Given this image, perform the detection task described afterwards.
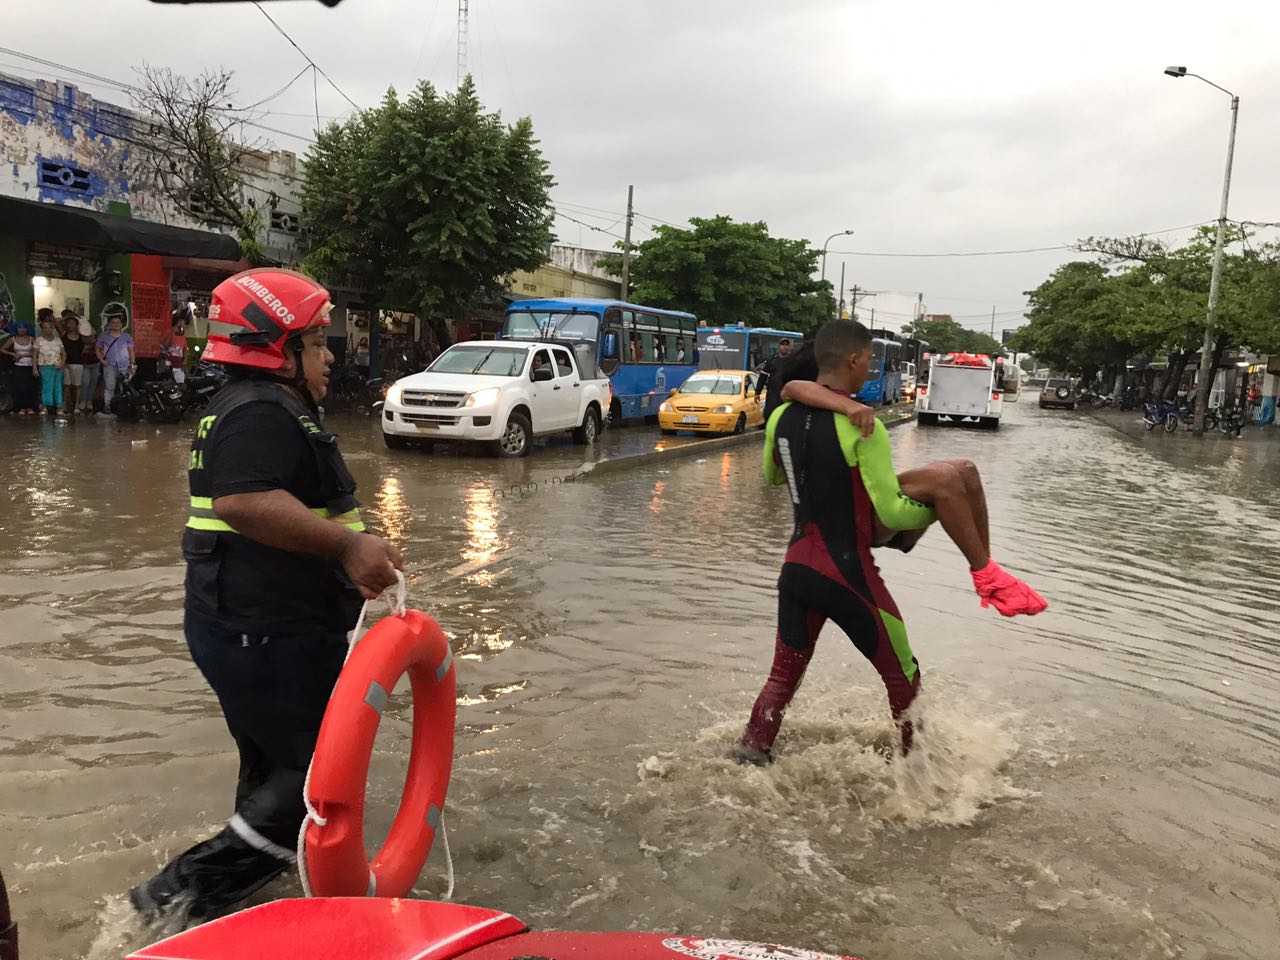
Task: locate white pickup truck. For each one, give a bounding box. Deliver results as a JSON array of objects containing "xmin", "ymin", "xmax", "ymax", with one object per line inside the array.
[
  {"xmin": 915, "ymin": 352, "xmax": 1003, "ymax": 429},
  {"xmin": 381, "ymin": 339, "xmax": 611, "ymax": 457}
]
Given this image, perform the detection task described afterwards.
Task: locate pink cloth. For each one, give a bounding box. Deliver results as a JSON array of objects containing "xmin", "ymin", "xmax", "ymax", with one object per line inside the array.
[{"xmin": 971, "ymin": 559, "xmax": 1048, "ymax": 617}]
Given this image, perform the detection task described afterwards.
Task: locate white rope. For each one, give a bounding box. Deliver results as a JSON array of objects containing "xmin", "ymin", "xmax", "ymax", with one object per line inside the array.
[
  {"xmin": 296, "ymin": 570, "xmax": 455, "ymax": 900},
  {"xmin": 440, "ymin": 815, "xmax": 454, "ymax": 901}
]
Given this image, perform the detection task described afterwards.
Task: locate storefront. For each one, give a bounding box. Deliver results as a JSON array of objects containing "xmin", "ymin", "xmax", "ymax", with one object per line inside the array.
[{"xmin": 0, "ymin": 196, "xmax": 240, "ymax": 357}]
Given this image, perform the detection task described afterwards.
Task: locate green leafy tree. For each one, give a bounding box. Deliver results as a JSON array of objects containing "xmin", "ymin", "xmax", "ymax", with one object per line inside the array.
[
  {"xmin": 299, "ymin": 78, "xmax": 555, "ymax": 348},
  {"xmin": 1012, "ymin": 227, "xmax": 1280, "ymax": 396},
  {"xmin": 900, "ymin": 313, "xmax": 1004, "ymax": 356},
  {"xmin": 604, "ymin": 216, "xmax": 835, "ymax": 335}
]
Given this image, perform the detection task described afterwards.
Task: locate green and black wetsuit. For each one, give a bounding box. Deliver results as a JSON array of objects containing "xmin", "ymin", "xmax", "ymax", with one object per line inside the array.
[{"xmin": 742, "ymin": 400, "xmax": 935, "ymax": 755}]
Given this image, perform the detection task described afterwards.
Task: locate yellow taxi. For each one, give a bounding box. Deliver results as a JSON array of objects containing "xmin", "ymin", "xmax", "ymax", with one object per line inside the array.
[{"xmin": 658, "ymin": 369, "xmax": 765, "ymax": 435}]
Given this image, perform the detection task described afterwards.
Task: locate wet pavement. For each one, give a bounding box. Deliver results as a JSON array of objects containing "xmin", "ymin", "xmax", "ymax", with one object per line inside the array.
[{"xmin": 1, "ymin": 400, "xmax": 1278, "ymax": 959}]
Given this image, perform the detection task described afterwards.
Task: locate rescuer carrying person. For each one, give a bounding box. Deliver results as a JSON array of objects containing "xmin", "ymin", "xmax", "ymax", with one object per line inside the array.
[{"xmin": 130, "ymin": 268, "xmax": 402, "ymax": 924}]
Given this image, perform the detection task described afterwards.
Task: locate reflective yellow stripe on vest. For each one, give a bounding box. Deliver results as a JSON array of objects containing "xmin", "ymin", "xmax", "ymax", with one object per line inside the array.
[{"xmin": 186, "ymin": 497, "xmax": 365, "ymax": 534}]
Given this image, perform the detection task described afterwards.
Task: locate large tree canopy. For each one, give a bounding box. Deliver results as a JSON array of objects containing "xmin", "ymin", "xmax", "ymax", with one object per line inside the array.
[
  {"xmin": 299, "ymin": 78, "xmax": 555, "ymax": 345},
  {"xmin": 899, "ymin": 313, "xmax": 1004, "ymax": 356},
  {"xmin": 1013, "ymin": 227, "xmax": 1280, "ymax": 378},
  {"xmin": 612, "ymin": 216, "xmax": 835, "ymax": 335}
]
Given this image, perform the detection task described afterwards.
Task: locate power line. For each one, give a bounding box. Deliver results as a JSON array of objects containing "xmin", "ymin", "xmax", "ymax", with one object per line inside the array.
[
  {"xmin": 251, "ymin": 1, "xmax": 360, "ymax": 111},
  {"xmin": 827, "ymin": 221, "xmax": 1215, "ymax": 259},
  {"xmin": 241, "ymin": 64, "xmax": 313, "ymax": 110},
  {"xmin": 555, "ymin": 211, "xmax": 626, "ymax": 240}
]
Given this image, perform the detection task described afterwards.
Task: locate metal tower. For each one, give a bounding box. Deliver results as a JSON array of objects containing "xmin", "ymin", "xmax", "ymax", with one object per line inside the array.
[{"xmin": 456, "ymin": 0, "xmax": 469, "ymax": 87}]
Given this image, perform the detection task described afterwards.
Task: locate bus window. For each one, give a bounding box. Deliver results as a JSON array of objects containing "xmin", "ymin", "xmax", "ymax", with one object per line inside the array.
[
  {"xmin": 674, "ymin": 334, "xmax": 689, "ymax": 363},
  {"xmin": 640, "ymin": 331, "xmax": 657, "ymax": 362},
  {"xmin": 871, "ymin": 340, "xmax": 886, "ymax": 373}
]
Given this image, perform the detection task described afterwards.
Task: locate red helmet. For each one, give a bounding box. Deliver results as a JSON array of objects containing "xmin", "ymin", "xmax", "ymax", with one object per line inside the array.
[{"xmin": 203, "ymin": 268, "xmax": 332, "ymax": 370}]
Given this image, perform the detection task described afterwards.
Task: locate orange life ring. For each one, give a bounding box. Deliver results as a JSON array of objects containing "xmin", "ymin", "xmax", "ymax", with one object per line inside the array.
[{"xmin": 304, "ymin": 609, "xmax": 456, "ymax": 898}]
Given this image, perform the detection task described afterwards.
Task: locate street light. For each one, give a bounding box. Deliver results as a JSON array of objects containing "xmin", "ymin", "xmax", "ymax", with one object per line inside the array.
[
  {"xmin": 820, "ymin": 229, "xmax": 854, "ymax": 315},
  {"xmin": 1164, "ymin": 65, "xmax": 1239, "ymax": 435}
]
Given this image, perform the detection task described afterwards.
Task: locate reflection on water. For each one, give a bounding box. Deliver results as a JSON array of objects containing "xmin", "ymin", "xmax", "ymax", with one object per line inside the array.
[
  {"xmin": 371, "ymin": 474, "xmax": 410, "ymax": 543},
  {"xmin": 1, "ymin": 407, "xmax": 1279, "ymax": 960},
  {"xmin": 461, "ymin": 481, "xmax": 501, "ymax": 585}
]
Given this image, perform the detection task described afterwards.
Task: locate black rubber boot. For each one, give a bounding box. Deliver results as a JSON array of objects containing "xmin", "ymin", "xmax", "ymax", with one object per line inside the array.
[{"xmin": 130, "ymin": 825, "xmax": 289, "ymax": 926}]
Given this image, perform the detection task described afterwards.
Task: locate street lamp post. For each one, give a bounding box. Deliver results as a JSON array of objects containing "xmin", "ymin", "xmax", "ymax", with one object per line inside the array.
[
  {"xmin": 1164, "ymin": 65, "xmax": 1239, "ymax": 435},
  {"xmin": 820, "ymin": 229, "xmax": 853, "ymax": 317}
]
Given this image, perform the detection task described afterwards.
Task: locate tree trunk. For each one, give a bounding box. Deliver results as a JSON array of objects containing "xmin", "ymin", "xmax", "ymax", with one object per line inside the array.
[
  {"xmin": 1155, "ymin": 351, "xmax": 1186, "ymax": 401},
  {"xmin": 427, "ymin": 316, "xmax": 454, "ymax": 351},
  {"xmin": 368, "ymin": 303, "xmax": 381, "ymax": 380}
]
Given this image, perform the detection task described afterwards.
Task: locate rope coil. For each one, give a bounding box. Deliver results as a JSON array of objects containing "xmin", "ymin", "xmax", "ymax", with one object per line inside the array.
[{"xmin": 296, "ymin": 570, "xmax": 454, "ymax": 900}]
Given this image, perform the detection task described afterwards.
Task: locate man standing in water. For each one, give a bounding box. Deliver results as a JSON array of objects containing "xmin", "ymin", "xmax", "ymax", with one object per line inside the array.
[
  {"xmin": 131, "ymin": 269, "xmax": 402, "ymax": 924},
  {"xmin": 754, "ymin": 337, "xmax": 792, "ymax": 400},
  {"xmin": 738, "ymin": 320, "xmax": 1043, "ymax": 765}
]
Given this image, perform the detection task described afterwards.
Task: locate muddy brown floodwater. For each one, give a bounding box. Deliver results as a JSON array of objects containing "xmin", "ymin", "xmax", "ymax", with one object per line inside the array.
[{"xmin": 1, "ymin": 402, "xmax": 1277, "ymax": 960}]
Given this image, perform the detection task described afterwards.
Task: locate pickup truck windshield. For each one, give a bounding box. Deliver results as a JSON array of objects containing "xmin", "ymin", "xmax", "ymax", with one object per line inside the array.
[
  {"xmin": 681, "ymin": 374, "xmax": 743, "ymax": 395},
  {"xmin": 429, "ymin": 345, "xmax": 528, "ymax": 376}
]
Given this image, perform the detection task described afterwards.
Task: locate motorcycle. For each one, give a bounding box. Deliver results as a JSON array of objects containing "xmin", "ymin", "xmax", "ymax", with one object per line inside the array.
[
  {"xmin": 181, "ymin": 360, "xmax": 227, "ymax": 411},
  {"xmin": 112, "ymin": 372, "xmax": 187, "ymax": 424},
  {"xmin": 1142, "ymin": 398, "xmax": 1179, "ymax": 433}
]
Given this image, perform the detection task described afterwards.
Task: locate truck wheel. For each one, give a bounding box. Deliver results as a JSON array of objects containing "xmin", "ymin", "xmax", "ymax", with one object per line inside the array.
[
  {"xmin": 917, "ymin": 413, "xmax": 937, "ymax": 426},
  {"xmin": 572, "ymin": 406, "xmax": 600, "ymax": 445},
  {"xmin": 495, "ymin": 411, "xmax": 532, "ymax": 457},
  {"xmin": 383, "ymin": 432, "xmax": 408, "ymax": 450}
]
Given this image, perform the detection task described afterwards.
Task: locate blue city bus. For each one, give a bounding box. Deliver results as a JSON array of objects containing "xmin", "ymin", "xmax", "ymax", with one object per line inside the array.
[
  {"xmin": 502, "ymin": 298, "xmax": 699, "ymax": 419},
  {"xmin": 695, "ymin": 325, "xmax": 803, "ymax": 372},
  {"xmin": 856, "ymin": 337, "xmax": 904, "ymax": 405}
]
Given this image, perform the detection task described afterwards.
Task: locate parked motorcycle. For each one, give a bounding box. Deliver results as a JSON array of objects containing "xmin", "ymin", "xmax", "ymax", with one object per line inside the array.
[
  {"xmin": 1143, "ymin": 398, "xmax": 1179, "ymax": 433},
  {"xmin": 112, "ymin": 373, "xmax": 186, "ymax": 424}
]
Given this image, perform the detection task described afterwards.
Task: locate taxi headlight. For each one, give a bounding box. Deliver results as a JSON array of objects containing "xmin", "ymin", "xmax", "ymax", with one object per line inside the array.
[
  {"xmin": 659, "ymin": 401, "xmax": 674, "ymax": 413},
  {"xmin": 711, "ymin": 404, "xmax": 734, "ymax": 414},
  {"xmin": 465, "ymin": 387, "xmax": 501, "ymax": 408}
]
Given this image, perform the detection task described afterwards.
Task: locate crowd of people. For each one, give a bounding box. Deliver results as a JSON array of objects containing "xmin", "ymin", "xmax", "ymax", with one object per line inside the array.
[{"xmin": 0, "ymin": 306, "xmax": 194, "ymax": 421}]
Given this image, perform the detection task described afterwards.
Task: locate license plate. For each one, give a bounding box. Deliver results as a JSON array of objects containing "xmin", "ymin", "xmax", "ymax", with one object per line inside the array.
[{"xmin": 682, "ymin": 414, "xmax": 700, "ymax": 424}]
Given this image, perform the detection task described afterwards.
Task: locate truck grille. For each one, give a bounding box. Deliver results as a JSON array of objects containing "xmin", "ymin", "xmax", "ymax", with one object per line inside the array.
[
  {"xmin": 403, "ymin": 390, "xmax": 466, "ymax": 409},
  {"xmin": 401, "ymin": 413, "xmax": 460, "ymax": 427}
]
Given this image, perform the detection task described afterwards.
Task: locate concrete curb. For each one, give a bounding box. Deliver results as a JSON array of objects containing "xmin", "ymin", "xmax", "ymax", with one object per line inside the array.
[{"xmin": 577, "ymin": 410, "xmax": 917, "ymax": 481}]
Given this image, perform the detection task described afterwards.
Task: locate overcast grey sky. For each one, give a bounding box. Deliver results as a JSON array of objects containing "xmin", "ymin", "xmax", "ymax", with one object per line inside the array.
[{"xmin": 6, "ymin": 0, "xmax": 1280, "ymax": 328}]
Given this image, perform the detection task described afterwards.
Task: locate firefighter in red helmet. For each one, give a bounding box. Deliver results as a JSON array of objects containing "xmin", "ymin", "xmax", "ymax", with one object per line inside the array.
[{"xmin": 130, "ymin": 269, "xmax": 401, "ymax": 924}]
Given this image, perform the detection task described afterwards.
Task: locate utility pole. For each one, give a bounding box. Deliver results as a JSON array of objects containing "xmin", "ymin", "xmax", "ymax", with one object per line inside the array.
[
  {"xmin": 1163, "ymin": 66, "xmax": 1240, "ymax": 435},
  {"xmin": 850, "ymin": 285, "xmax": 860, "ymax": 319},
  {"xmin": 990, "ymin": 304, "xmax": 996, "ymax": 342},
  {"xmin": 837, "ymin": 261, "xmax": 846, "ymax": 318},
  {"xmin": 1192, "ymin": 96, "xmax": 1239, "ymax": 434},
  {"xmin": 620, "ymin": 184, "xmax": 635, "ymax": 301},
  {"xmin": 456, "ymin": 0, "xmax": 470, "ymax": 87}
]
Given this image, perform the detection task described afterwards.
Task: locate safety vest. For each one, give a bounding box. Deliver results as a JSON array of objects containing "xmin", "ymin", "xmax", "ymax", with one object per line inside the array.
[{"xmin": 185, "ymin": 380, "xmax": 364, "ymax": 537}]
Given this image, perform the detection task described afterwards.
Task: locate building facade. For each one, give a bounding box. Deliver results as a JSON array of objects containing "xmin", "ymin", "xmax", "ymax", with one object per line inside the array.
[{"xmin": 0, "ymin": 71, "xmax": 299, "ymax": 360}]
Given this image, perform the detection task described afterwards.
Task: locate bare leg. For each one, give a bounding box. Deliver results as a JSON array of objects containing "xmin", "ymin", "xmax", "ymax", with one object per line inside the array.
[
  {"xmin": 895, "ymin": 462, "xmax": 989, "ymax": 571},
  {"xmin": 939, "ymin": 458, "xmax": 989, "ymax": 556}
]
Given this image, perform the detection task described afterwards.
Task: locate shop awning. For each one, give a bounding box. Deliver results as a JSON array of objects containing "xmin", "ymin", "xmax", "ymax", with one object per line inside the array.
[{"xmin": 0, "ymin": 196, "xmax": 241, "ymax": 260}]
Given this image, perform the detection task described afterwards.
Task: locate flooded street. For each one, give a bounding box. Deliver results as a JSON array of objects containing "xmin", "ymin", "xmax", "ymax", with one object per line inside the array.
[{"xmin": 2, "ymin": 402, "xmax": 1278, "ymax": 960}]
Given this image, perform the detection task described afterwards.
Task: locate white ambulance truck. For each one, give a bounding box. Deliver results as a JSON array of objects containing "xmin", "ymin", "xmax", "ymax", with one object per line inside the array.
[{"xmin": 915, "ymin": 352, "xmax": 1003, "ymax": 429}]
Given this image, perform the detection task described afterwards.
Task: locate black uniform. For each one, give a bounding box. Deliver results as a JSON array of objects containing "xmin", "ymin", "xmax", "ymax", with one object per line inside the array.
[{"xmin": 132, "ymin": 380, "xmax": 364, "ymax": 922}]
